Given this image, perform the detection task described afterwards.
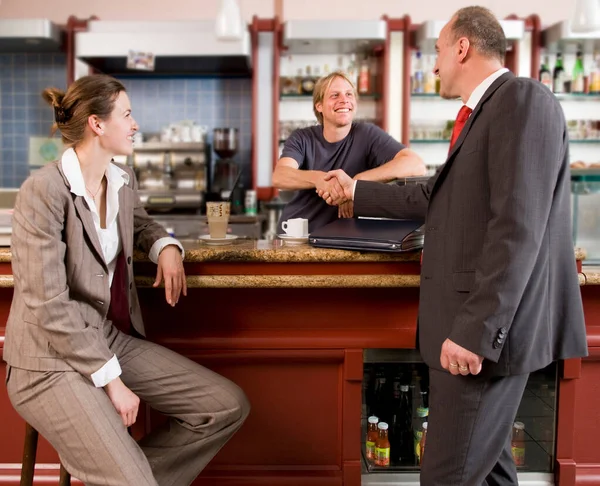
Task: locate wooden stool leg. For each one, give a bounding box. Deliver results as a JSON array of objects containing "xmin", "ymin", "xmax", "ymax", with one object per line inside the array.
[
  {"xmin": 20, "ymin": 423, "xmax": 38, "ymax": 486},
  {"xmin": 58, "ymin": 463, "xmax": 71, "ymax": 486}
]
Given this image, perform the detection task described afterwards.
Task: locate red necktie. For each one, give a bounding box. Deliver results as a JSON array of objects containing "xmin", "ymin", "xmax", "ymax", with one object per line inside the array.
[
  {"xmin": 107, "ymin": 250, "xmax": 131, "ymax": 334},
  {"xmin": 449, "ymin": 105, "xmax": 473, "ymax": 153}
]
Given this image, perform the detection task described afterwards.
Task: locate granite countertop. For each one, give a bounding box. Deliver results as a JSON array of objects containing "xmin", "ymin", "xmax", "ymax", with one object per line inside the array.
[{"xmin": 0, "ymin": 243, "xmax": 595, "ymax": 288}]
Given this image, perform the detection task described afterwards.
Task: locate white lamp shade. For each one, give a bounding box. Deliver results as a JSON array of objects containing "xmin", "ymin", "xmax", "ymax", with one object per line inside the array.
[
  {"xmin": 572, "ymin": 0, "xmax": 600, "ymax": 33},
  {"xmin": 216, "ymin": 0, "xmax": 243, "ymax": 41}
]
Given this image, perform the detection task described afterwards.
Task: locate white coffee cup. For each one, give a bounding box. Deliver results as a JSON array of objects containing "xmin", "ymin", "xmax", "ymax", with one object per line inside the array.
[{"xmin": 282, "ymin": 218, "xmax": 308, "ymax": 237}]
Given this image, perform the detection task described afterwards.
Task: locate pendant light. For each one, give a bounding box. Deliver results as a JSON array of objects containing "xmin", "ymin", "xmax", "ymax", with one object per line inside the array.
[
  {"xmin": 571, "ymin": 0, "xmax": 600, "ymax": 33},
  {"xmin": 215, "ymin": 0, "xmax": 244, "ymax": 41}
]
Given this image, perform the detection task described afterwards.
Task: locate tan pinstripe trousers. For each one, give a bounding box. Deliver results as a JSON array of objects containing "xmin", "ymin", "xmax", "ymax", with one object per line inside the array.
[{"xmin": 6, "ymin": 324, "xmax": 250, "ymax": 486}]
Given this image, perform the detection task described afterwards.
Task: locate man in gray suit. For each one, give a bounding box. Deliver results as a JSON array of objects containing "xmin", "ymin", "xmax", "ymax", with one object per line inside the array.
[{"xmin": 320, "ymin": 7, "xmax": 588, "ymax": 485}]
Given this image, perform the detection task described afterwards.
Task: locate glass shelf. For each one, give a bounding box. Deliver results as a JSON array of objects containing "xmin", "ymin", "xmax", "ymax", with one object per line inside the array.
[
  {"xmin": 409, "ymin": 139, "xmax": 449, "ymax": 144},
  {"xmin": 280, "ymin": 93, "xmax": 381, "ymax": 101},
  {"xmin": 570, "ymin": 139, "xmax": 600, "ymax": 143},
  {"xmin": 411, "ymin": 93, "xmax": 443, "ymax": 99},
  {"xmin": 555, "ymin": 93, "xmax": 600, "ymax": 101}
]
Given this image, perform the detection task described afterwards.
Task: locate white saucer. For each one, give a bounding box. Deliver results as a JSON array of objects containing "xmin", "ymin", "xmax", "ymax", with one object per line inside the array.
[
  {"xmin": 277, "ymin": 234, "xmax": 309, "ymax": 245},
  {"xmin": 199, "ymin": 234, "xmax": 238, "ymax": 246}
]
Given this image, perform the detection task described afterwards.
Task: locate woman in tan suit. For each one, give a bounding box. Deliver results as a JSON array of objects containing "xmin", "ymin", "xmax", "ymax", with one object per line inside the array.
[{"xmin": 3, "ymin": 75, "xmax": 250, "ymax": 486}]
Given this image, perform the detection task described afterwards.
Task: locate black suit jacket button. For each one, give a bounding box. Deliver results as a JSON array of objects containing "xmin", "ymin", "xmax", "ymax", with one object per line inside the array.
[
  {"xmin": 493, "ymin": 340, "xmax": 501, "ymax": 349},
  {"xmin": 127, "ymin": 256, "xmax": 132, "ymax": 265}
]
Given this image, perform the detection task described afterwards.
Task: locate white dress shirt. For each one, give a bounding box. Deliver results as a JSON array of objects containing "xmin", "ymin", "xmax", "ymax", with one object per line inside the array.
[
  {"xmin": 61, "ymin": 148, "xmax": 183, "ymax": 387},
  {"xmin": 351, "ymin": 68, "xmax": 509, "ymax": 199}
]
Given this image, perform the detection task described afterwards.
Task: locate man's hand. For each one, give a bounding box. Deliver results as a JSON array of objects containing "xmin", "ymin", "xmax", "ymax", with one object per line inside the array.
[
  {"xmin": 317, "ymin": 169, "xmax": 355, "ymax": 205},
  {"xmin": 154, "ymin": 245, "xmax": 187, "ymax": 307},
  {"xmin": 338, "ymin": 201, "xmax": 354, "ymax": 219},
  {"xmin": 314, "ymin": 173, "xmax": 346, "ymax": 205},
  {"xmin": 105, "ymin": 377, "xmax": 140, "ymax": 427},
  {"xmin": 440, "ymin": 338, "xmax": 484, "ymax": 376}
]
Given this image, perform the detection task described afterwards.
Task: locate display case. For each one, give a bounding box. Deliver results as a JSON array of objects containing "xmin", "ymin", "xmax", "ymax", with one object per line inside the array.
[
  {"xmin": 361, "ymin": 349, "xmax": 557, "ymax": 485},
  {"xmin": 572, "ymin": 169, "xmax": 600, "ymax": 265}
]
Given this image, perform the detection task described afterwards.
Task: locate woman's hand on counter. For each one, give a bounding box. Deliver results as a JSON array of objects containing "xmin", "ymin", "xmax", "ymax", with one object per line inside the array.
[{"xmin": 155, "ymin": 244, "xmax": 187, "ymax": 306}]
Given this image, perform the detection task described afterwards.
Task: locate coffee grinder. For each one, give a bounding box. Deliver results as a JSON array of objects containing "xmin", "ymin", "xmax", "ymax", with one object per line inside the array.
[{"xmin": 211, "ymin": 127, "xmax": 241, "ymax": 203}]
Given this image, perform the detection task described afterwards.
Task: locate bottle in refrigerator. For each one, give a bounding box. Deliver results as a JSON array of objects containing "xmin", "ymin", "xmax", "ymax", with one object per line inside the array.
[
  {"xmin": 419, "ymin": 422, "xmax": 428, "ymax": 464},
  {"xmin": 413, "ymin": 390, "xmax": 429, "ymax": 464},
  {"xmin": 413, "ymin": 51, "xmax": 424, "ymax": 94},
  {"xmin": 539, "ymin": 56, "xmax": 552, "ymax": 90},
  {"xmin": 511, "ymin": 422, "xmax": 526, "ymax": 466},
  {"xmin": 365, "ymin": 416, "xmax": 379, "ymax": 463},
  {"xmin": 553, "ymin": 53, "xmax": 565, "ymax": 94},
  {"xmin": 391, "ymin": 384, "xmax": 414, "ymax": 465},
  {"xmin": 375, "ymin": 422, "xmax": 390, "ymax": 467},
  {"xmin": 572, "ymin": 50, "xmax": 585, "ymax": 94},
  {"xmin": 590, "ymin": 51, "xmax": 600, "ymax": 94}
]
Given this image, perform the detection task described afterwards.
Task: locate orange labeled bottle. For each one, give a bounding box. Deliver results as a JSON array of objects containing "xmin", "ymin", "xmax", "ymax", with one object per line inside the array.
[
  {"xmin": 419, "ymin": 422, "xmax": 428, "ymax": 465},
  {"xmin": 366, "ymin": 416, "xmax": 379, "ymax": 462},
  {"xmin": 375, "ymin": 422, "xmax": 390, "ymax": 467},
  {"xmin": 511, "ymin": 422, "xmax": 526, "ymax": 466}
]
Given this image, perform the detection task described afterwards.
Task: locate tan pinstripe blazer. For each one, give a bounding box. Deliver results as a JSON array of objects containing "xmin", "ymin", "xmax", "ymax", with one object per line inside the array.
[{"xmin": 2, "ymin": 160, "xmax": 168, "ymax": 377}]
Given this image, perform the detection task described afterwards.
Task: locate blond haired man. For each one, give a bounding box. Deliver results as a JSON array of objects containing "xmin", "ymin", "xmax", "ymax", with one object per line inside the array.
[{"xmin": 272, "ymin": 71, "xmax": 425, "ymax": 233}]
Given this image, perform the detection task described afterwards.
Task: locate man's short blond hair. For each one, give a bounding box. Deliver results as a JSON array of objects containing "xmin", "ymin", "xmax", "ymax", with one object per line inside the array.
[{"xmin": 312, "ymin": 71, "xmax": 358, "ymax": 125}]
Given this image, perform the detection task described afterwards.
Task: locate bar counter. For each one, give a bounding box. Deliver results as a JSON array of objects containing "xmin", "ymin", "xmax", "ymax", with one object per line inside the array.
[{"xmin": 0, "ymin": 241, "xmax": 598, "ymax": 486}]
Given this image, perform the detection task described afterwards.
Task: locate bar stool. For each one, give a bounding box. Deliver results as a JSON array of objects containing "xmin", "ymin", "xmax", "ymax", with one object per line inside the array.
[{"xmin": 21, "ymin": 422, "xmax": 71, "ymax": 486}]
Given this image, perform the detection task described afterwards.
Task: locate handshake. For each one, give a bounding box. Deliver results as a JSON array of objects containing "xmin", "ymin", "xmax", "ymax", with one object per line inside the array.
[{"xmin": 315, "ymin": 169, "xmax": 355, "ymax": 206}]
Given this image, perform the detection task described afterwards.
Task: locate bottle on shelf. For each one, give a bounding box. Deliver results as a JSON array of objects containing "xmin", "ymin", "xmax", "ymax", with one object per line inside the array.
[
  {"xmin": 375, "ymin": 422, "xmax": 391, "ymax": 467},
  {"xmin": 313, "ymin": 65, "xmax": 321, "ymax": 84},
  {"xmin": 511, "ymin": 421, "xmax": 526, "ymax": 467},
  {"xmin": 391, "ymin": 384, "xmax": 415, "ymax": 465},
  {"xmin": 347, "ymin": 54, "xmax": 358, "ymax": 87},
  {"xmin": 413, "ymin": 51, "xmax": 424, "ymax": 94},
  {"xmin": 366, "ymin": 416, "xmax": 379, "ymax": 463},
  {"xmin": 419, "ymin": 422, "xmax": 428, "ymax": 465},
  {"xmin": 423, "ymin": 55, "xmax": 436, "ymax": 94},
  {"xmin": 590, "ymin": 51, "xmax": 600, "ymax": 94},
  {"xmin": 358, "ymin": 55, "xmax": 371, "ymax": 95},
  {"xmin": 572, "ymin": 49, "xmax": 585, "ymax": 94},
  {"xmin": 413, "ymin": 390, "xmax": 429, "ymax": 464},
  {"xmin": 301, "ymin": 66, "xmax": 315, "ymax": 95},
  {"xmin": 539, "ymin": 56, "xmax": 552, "ymax": 90},
  {"xmin": 281, "ymin": 56, "xmax": 296, "ymax": 96},
  {"xmin": 295, "ymin": 68, "xmax": 304, "ymax": 95},
  {"xmin": 553, "ymin": 53, "xmax": 566, "ymax": 94}
]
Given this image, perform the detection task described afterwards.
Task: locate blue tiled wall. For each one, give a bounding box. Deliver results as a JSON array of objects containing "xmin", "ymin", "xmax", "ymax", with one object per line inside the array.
[
  {"xmin": 0, "ymin": 53, "xmax": 67, "ymax": 188},
  {"xmin": 0, "ymin": 54, "xmax": 252, "ymax": 188},
  {"xmin": 121, "ymin": 76, "xmax": 252, "ymax": 188}
]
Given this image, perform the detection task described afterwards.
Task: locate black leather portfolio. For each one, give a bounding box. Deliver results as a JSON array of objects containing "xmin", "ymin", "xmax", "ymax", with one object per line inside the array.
[{"xmin": 308, "ymin": 218, "xmax": 425, "ymax": 253}]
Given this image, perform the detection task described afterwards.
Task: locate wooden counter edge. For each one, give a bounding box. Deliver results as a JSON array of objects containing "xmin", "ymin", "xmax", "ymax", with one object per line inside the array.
[{"xmin": 0, "ymin": 273, "xmax": 596, "ymax": 288}]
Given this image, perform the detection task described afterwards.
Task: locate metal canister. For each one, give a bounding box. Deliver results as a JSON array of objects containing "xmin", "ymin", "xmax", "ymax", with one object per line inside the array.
[{"xmin": 244, "ymin": 189, "xmax": 257, "ymax": 215}]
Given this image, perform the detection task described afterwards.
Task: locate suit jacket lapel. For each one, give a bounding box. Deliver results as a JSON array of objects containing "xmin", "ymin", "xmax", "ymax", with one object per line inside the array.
[
  {"xmin": 117, "ymin": 183, "xmax": 134, "ymax": 261},
  {"xmin": 73, "ymin": 196, "xmax": 108, "ymax": 270},
  {"xmin": 430, "ymin": 72, "xmax": 514, "ymax": 200}
]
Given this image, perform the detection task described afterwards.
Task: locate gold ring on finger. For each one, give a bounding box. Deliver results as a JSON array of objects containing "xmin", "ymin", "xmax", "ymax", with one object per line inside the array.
[{"xmin": 459, "ymin": 365, "xmax": 469, "ymax": 372}]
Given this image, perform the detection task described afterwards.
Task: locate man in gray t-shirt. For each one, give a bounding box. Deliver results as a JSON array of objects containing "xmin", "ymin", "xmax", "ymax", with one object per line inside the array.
[{"xmin": 273, "ymin": 71, "xmax": 426, "ymax": 234}]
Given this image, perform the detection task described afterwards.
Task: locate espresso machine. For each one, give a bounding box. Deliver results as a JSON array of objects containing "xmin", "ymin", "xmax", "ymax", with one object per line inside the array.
[
  {"xmin": 211, "ymin": 128, "xmax": 240, "ymax": 201},
  {"xmin": 132, "ymin": 140, "xmax": 209, "ymax": 213}
]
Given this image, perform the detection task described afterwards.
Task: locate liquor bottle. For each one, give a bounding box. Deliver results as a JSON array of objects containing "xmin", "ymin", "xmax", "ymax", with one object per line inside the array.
[
  {"xmin": 301, "ymin": 66, "xmax": 315, "ymax": 95},
  {"xmin": 590, "ymin": 51, "xmax": 600, "ymax": 94},
  {"xmin": 572, "ymin": 50, "xmax": 585, "ymax": 94},
  {"xmin": 553, "ymin": 53, "xmax": 565, "ymax": 94},
  {"xmin": 539, "ymin": 56, "xmax": 552, "ymax": 90},
  {"xmin": 413, "ymin": 51, "xmax": 424, "ymax": 94}
]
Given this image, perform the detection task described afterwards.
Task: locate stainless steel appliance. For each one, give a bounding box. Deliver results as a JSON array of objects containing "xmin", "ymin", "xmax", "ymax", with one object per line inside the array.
[{"xmin": 132, "ymin": 140, "xmax": 209, "ymax": 212}]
